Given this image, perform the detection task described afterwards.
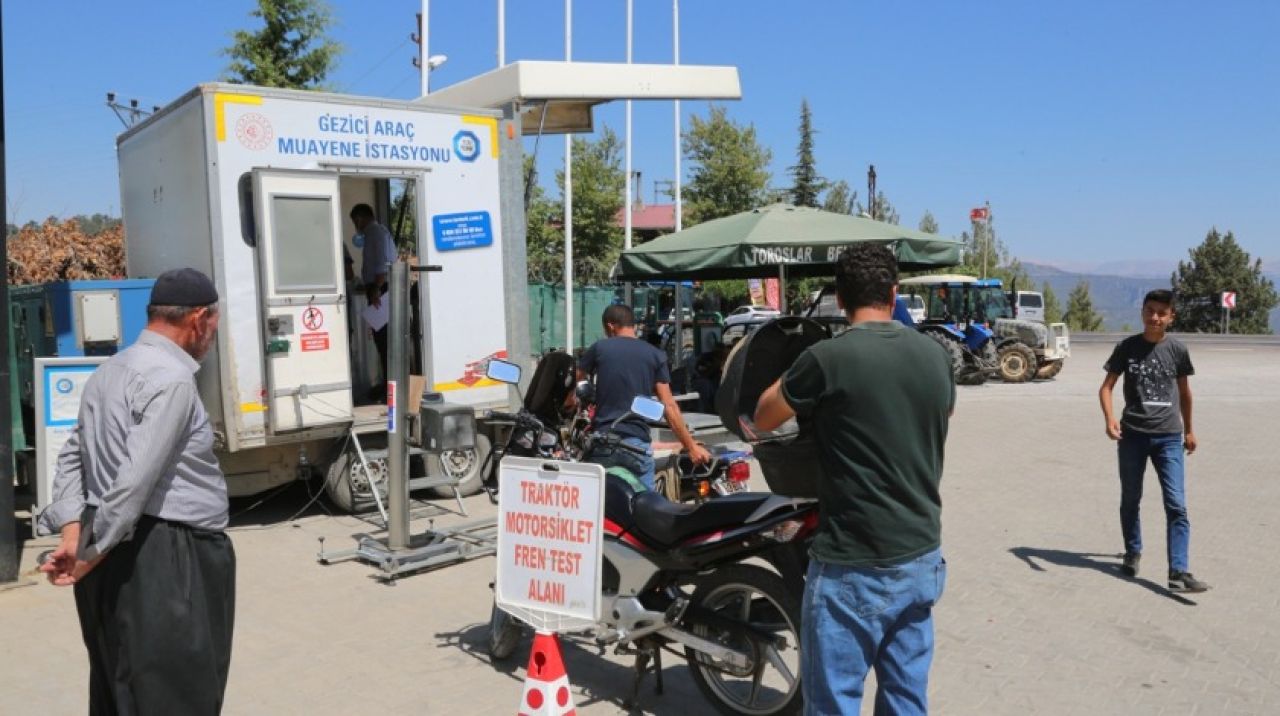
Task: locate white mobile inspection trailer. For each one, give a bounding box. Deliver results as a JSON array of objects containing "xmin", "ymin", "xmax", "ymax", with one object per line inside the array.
[{"xmin": 118, "ymin": 83, "xmax": 527, "ymax": 508}]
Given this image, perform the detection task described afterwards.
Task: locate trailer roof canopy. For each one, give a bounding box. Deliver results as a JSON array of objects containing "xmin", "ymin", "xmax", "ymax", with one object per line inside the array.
[
  {"xmin": 417, "ymin": 61, "xmax": 742, "ymax": 134},
  {"xmin": 613, "ymin": 203, "xmax": 963, "ymax": 281}
]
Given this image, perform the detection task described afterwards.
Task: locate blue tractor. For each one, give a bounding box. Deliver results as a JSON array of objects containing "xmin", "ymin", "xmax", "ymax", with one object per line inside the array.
[{"xmin": 898, "ymin": 275, "xmax": 1048, "ymax": 384}]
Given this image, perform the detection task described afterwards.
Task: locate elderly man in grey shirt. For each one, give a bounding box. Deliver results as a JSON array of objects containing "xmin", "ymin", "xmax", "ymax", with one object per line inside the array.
[{"xmin": 39, "ymin": 267, "xmax": 235, "ymax": 715}]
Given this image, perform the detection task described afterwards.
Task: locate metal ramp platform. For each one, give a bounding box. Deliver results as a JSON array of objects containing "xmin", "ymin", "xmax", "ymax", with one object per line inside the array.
[{"xmin": 317, "ymin": 517, "xmax": 498, "ymax": 583}]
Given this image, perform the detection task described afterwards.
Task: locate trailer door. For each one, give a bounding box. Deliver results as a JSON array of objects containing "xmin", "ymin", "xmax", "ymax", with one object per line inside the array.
[{"xmin": 252, "ymin": 169, "xmax": 353, "ymax": 433}]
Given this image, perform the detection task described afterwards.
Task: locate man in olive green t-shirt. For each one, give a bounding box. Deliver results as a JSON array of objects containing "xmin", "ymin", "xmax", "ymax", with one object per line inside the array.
[{"xmin": 756, "ymin": 243, "xmax": 955, "ymax": 716}]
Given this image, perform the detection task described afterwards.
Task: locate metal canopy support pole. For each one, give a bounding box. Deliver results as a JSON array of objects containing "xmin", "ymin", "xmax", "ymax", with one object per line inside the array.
[
  {"xmin": 563, "ymin": 0, "xmax": 575, "ymax": 353},
  {"xmin": 673, "ymin": 0, "xmax": 682, "ymax": 234},
  {"xmin": 623, "ymin": 0, "xmax": 634, "ymax": 307},
  {"xmin": 499, "ymin": 104, "xmax": 532, "ymax": 395},
  {"xmin": 387, "ymin": 262, "xmax": 411, "ymax": 550}
]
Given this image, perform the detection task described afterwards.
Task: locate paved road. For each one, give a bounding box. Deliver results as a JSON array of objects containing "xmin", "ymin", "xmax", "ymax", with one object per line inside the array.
[{"xmin": 3, "ymin": 342, "xmax": 1277, "ymax": 715}]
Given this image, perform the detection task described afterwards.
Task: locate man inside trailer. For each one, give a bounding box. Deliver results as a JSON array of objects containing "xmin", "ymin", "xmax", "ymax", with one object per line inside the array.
[{"xmin": 350, "ymin": 203, "xmax": 397, "ymax": 398}]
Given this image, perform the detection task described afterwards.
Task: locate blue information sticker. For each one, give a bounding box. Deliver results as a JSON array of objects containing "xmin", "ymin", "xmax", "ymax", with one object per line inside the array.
[{"xmin": 432, "ymin": 211, "xmax": 493, "ymax": 252}]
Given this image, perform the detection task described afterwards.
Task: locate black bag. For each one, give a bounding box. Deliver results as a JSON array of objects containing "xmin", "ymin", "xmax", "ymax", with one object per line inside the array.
[
  {"xmin": 523, "ymin": 351, "xmax": 576, "ymax": 428},
  {"xmin": 715, "ymin": 317, "xmax": 829, "ymax": 497}
]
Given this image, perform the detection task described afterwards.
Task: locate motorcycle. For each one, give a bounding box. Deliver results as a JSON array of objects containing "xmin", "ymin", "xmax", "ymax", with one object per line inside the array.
[
  {"xmin": 485, "ymin": 361, "xmax": 818, "ymax": 715},
  {"xmin": 570, "ymin": 379, "xmax": 753, "ymax": 504}
]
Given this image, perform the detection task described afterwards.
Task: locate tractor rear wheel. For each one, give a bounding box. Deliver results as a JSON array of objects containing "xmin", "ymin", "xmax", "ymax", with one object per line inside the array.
[{"xmin": 926, "ymin": 331, "xmax": 965, "ymax": 380}]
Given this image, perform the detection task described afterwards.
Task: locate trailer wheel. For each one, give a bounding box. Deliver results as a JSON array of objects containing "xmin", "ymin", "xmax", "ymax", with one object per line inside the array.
[
  {"xmin": 1035, "ymin": 359, "xmax": 1064, "ymax": 380},
  {"xmin": 323, "ymin": 445, "xmax": 386, "ymax": 514},
  {"xmin": 427, "ymin": 433, "xmax": 492, "ymax": 498}
]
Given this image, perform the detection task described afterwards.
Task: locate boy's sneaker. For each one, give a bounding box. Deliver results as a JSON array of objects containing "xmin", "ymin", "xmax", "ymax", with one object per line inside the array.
[
  {"xmin": 1168, "ymin": 571, "xmax": 1211, "ymax": 593},
  {"xmin": 1120, "ymin": 552, "xmax": 1141, "ymax": 577}
]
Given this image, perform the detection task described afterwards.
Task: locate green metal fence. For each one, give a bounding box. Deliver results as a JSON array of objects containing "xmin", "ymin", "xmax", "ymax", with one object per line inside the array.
[{"xmin": 527, "ymin": 283, "xmax": 619, "ymax": 355}]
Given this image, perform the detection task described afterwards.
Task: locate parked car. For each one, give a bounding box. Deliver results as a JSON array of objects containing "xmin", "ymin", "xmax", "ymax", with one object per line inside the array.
[
  {"xmin": 1007, "ymin": 290, "xmax": 1045, "ymax": 322},
  {"xmin": 723, "ymin": 305, "xmax": 781, "ymax": 327}
]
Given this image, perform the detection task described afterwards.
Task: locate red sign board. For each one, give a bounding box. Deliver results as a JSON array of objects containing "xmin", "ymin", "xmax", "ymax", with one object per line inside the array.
[
  {"xmin": 300, "ymin": 332, "xmax": 330, "ymax": 352},
  {"xmin": 764, "ymin": 278, "xmax": 781, "ymax": 310},
  {"xmin": 1221, "ymin": 292, "xmax": 1237, "ymax": 309},
  {"xmin": 970, "ymin": 207, "xmax": 989, "ymax": 222}
]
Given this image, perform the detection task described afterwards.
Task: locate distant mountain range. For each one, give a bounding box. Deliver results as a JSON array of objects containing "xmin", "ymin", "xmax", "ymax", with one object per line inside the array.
[{"xmin": 1021, "ymin": 261, "xmax": 1279, "ymax": 332}]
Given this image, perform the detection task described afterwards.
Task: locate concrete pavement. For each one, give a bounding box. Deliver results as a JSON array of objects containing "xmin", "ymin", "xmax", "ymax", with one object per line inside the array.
[{"xmin": 3, "ymin": 342, "xmax": 1277, "ymax": 714}]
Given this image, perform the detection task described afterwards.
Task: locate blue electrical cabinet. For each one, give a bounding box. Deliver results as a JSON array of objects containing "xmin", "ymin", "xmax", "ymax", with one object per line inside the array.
[
  {"xmin": 46, "ymin": 279, "xmax": 156, "ymax": 357},
  {"xmin": 8, "ymin": 278, "xmax": 155, "ymax": 411}
]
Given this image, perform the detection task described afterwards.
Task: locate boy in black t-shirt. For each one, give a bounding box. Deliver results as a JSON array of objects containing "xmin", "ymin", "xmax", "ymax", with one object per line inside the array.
[{"xmin": 1099, "ymin": 289, "xmax": 1209, "ymax": 593}]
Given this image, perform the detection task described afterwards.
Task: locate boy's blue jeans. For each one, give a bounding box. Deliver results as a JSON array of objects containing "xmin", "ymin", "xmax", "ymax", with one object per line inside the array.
[
  {"xmin": 801, "ymin": 548, "xmax": 946, "ymax": 716},
  {"xmin": 1117, "ymin": 431, "xmax": 1191, "ymax": 572},
  {"xmin": 586, "ymin": 436, "xmax": 655, "ymax": 490}
]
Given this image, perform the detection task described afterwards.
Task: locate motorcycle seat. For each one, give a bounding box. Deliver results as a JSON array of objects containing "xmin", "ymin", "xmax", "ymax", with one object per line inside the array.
[{"xmin": 631, "ymin": 491, "xmax": 778, "ymax": 549}]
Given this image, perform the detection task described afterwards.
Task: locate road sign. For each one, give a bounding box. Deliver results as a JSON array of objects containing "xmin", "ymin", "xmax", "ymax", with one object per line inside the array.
[
  {"xmin": 1221, "ymin": 292, "xmax": 1237, "ymax": 309},
  {"xmin": 496, "ymin": 457, "xmax": 605, "ymax": 631}
]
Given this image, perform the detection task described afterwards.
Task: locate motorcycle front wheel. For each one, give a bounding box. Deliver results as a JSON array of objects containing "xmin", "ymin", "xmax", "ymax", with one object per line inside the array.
[
  {"xmin": 683, "ymin": 564, "xmax": 803, "ymax": 715},
  {"xmin": 487, "ymin": 599, "xmax": 524, "ymax": 661}
]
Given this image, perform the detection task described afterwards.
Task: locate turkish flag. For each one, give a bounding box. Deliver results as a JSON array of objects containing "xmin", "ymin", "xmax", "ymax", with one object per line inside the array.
[{"xmin": 970, "ymin": 207, "xmax": 989, "ymax": 222}]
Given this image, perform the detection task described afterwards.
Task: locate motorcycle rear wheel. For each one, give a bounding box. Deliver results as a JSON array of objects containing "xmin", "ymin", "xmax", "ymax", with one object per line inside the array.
[
  {"xmin": 683, "ymin": 564, "xmax": 803, "ymax": 716},
  {"xmin": 487, "ymin": 599, "xmax": 524, "ymax": 661}
]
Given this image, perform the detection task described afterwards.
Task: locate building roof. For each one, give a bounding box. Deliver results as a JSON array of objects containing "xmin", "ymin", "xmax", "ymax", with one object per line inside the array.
[{"xmin": 616, "ymin": 204, "xmax": 676, "ymax": 231}]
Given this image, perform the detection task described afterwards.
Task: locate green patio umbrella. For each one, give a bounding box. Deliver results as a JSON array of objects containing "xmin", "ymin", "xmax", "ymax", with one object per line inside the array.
[{"xmin": 614, "ymin": 203, "xmax": 962, "ymax": 281}]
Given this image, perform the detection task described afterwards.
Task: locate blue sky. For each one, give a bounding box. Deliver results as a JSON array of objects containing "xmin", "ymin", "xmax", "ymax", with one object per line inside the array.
[{"xmin": 5, "ymin": 1, "xmax": 1278, "ymax": 270}]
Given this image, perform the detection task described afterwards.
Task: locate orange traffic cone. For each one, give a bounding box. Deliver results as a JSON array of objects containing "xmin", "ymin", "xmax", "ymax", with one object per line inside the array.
[{"xmin": 517, "ymin": 631, "xmax": 576, "ymax": 716}]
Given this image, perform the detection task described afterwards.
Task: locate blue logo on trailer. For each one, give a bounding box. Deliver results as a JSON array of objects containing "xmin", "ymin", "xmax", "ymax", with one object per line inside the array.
[
  {"xmin": 453, "ymin": 130, "xmax": 481, "ymax": 162},
  {"xmin": 432, "ymin": 212, "xmax": 493, "ymax": 252}
]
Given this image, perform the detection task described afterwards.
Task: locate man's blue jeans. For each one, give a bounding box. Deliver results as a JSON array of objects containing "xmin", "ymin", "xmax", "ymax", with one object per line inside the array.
[
  {"xmin": 586, "ymin": 436, "xmax": 655, "ymax": 490},
  {"xmin": 1117, "ymin": 431, "xmax": 1191, "ymax": 572},
  {"xmin": 801, "ymin": 549, "xmax": 946, "ymax": 716}
]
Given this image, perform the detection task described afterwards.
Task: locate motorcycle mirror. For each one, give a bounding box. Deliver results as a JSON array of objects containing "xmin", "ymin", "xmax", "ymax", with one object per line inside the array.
[
  {"xmin": 485, "ymin": 359, "xmax": 522, "ymax": 385},
  {"xmin": 629, "ymin": 396, "xmax": 665, "ymax": 422}
]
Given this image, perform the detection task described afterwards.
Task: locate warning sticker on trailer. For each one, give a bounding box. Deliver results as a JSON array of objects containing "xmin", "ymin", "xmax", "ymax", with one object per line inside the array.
[{"xmin": 301, "ymin": 332, "xmax": 330, "ymax": 351}]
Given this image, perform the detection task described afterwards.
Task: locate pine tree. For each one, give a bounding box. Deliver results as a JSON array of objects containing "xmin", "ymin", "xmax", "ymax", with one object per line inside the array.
[
  {"xmin": 224, "ymin": 0, "xmax": 341, "ymax": 90},
  {"xmin": 788, "ymin": 100, "xmax": 825, "ymax": 207},
  {"xmin": 918, "ymin": 210, "xmax": 939, "ymax": 234},
  {"xmin": 822, "ymin": 180, "xmax": 856, "ymax": 214},
  {"xmin": 1064, "ymin": 280, "xmax": 1105, "ymax": 331},
  {"xmin": 1171, "ymin": 228, "xmax": 1277, "ymax": 334},
  {"xmin": 1041, "ymin": 281, "xmax": 1063, "ymax": 324},
  {"xmin": 682, "ymin": 106, "xmax": 773, "ymax": 225}
]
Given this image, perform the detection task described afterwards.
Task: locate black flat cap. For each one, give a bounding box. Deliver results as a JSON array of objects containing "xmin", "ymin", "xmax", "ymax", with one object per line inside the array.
[{"xmin": 149, "ymin": 268, "xmax": 219, "ymax": 307}]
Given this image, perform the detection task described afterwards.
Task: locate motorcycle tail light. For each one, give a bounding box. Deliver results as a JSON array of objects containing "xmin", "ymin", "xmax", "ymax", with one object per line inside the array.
[
  {"xmin": 727, "ymin": 461, "xmax": 750, "ymax": 483},
  {"xmin": 697, "ymin": 480, "xmax": 711, "ymax": 498}
]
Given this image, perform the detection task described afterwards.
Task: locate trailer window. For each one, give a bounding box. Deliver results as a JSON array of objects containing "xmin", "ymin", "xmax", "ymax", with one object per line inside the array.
[
  {"xmin": 271, "ymin": 196, "xmax": 337, "ymax": 293},
  {"xmin": 238, "ymin": 173, "xmax": 256, "ymax": 247}
]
